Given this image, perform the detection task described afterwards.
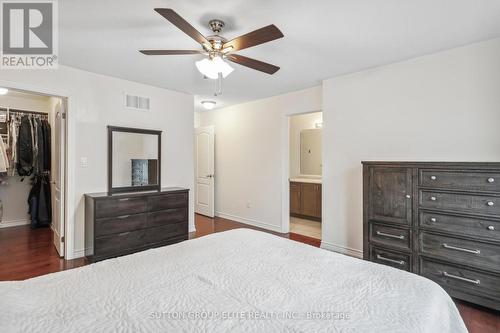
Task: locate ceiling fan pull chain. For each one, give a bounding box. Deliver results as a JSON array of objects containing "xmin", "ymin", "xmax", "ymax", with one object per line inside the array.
[{"xmin": 214, "ymin": 72, "xmax": 223, "ymax": 96}]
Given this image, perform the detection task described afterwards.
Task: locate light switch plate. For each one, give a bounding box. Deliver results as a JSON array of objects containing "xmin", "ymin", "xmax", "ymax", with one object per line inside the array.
[{"xmin": 80, "ymin": 157, "xmax": 88, "ymax": 168}]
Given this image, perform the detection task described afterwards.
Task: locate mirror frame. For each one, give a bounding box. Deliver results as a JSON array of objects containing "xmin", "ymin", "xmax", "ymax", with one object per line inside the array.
[{"xmin": 107, "ymin": 125, "xmax": 162, "ymax": 193}]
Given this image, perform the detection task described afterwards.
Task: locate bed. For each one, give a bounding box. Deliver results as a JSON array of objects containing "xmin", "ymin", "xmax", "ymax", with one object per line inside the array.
[{"xmin": 0, "ymin": 229, "xmax": 467, "ymax": 332}]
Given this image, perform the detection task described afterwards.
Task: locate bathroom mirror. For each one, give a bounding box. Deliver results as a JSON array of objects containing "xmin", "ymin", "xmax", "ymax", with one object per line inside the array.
[
  {"xmin": 300, "ymin": 128, "xmax": 322, "ymax": 175},
  {"xmin": 108, "ymin": 126, "xmax": 161, "ymax": 193}
]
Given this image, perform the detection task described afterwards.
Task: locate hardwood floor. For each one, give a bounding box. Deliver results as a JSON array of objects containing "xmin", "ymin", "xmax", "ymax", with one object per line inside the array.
[
  {"xmin": 0, "ymin": 214, "xmax": 497, "ymax": 332},
  {"xmin": 191, "ymin": 214, "xmax": 321, "ymax": 247},
  {"xmin": 0, "ymin": 225, "xmax": 86, "ymax": 281}
]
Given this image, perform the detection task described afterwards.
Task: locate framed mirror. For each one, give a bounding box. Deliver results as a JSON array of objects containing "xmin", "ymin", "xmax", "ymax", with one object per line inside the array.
[
  {"xmin": 300, "ymin": 128, "xmax": 322, "ymax": 175},
  {"xmin": 108, "ymin": 126, "xmax": 161, "ymax": 193}
]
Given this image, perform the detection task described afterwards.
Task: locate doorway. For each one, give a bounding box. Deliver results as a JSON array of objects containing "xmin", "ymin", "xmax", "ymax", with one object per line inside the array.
[
  {"xmin": 287, "ymin": 112, "xmax": 322, "ymax": 239},
  {"xmin": 0, "ymin": 87, "xmax": 67, "ymax": 258}
]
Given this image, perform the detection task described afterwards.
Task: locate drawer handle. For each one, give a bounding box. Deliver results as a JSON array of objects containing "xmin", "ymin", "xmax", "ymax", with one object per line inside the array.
[
  {"xmin": 488, "ymin": 225, "xmax": 495, "ymax": 231},
  {"xmin": 117, "ymin": 215, "xmax": 130, "ymax": 219},
  {"xmin": 376, "ymin": 254, "xmax": 405, "ymax": 266},
  {"xmin": 487, "ymin": 201, "xmax": 495, "ymax": 207},
  {"xmin": 488, "ymin": 177, "xmax": 495, "ymax": 183},
  {"xmin": 118, "ymin": 198, "xmax": 130, "ymax": 202},
  {"xmin": 443, "ymin": 272, "xmax": 480, "ymax": 285},
  {"xmin": 118, "ymin": 232, "xmax": 131, "ymax": 237},
  {"xmin": 430, "ymin": 196, "xmax": 437, "ymax": 201},
  {"xmin": 376, "ymin": 231, "xmax": 405, "ymax": 240},
  {"xmin": 430, "ymin": 217, "xmax": 437, "ymax": 222},
  {"xmin": 430, "ymin": 175, "xmax": 437, "ymax": 180},
  {"xmin": 442, "ymin": 243, "xmax": 480, "ymax": 254}
]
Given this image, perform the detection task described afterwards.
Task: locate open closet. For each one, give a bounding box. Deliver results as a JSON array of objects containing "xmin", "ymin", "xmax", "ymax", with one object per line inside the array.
[{"xmin": 0, "ymin": 88, "xmax": 66, "ymax": 258}]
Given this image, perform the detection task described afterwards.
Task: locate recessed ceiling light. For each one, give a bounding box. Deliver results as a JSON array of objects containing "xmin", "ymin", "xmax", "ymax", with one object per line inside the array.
[
  {"xmin": 201, "ymin": 100, "xmax": 216, "ymax": 110},
  {"xmin": 0, "ymin": 88, "xmax": 8, "ymax": 95}
]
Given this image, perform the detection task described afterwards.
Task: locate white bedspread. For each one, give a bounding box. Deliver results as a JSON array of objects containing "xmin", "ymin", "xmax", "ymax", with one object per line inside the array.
[{"xmin": 0, "ymin": 229, "xmax": 467, "ymax": 333}]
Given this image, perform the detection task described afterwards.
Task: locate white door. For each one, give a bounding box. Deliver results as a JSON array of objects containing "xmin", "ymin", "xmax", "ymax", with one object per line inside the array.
[
  {"xmin": 195, "ymin": 126, "xmax": 215, "ymax": 217},
  {"xmin": 52, "ymin": 100, "xmax": 65, "ymax": 257}
]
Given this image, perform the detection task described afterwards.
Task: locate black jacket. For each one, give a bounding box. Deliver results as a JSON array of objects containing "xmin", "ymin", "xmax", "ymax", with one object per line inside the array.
[{"xmin": 17, "ymin": 115, "xmax": 33, "ymax": 176}]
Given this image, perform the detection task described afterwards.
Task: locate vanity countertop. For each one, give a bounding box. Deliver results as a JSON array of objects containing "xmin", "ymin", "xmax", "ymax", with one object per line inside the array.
[{"xmin": 290, "ymin": 178, "xmax": 322, "ymax": 184}]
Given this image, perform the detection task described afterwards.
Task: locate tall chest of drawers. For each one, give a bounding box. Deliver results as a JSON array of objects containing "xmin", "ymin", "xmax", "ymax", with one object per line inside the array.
[
  {"xmin": 85, "ymin": 188, "xmax": 189, "ymax": 262},
  {"xmin": 363, "ymin": 162, "xmax": 500, "ymax": 310}
]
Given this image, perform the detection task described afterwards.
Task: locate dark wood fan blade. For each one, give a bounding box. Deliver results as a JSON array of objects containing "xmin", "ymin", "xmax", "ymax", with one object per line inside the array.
[
  {"xmin": 139, "ymin": 50, "xmax": 204, "ymax": 55},
  {"xmin": 154, "ymin": 8, "xmax": 210, "ymax": 47},
  {"xmin": 226, "ymin": 54, "xmax": 280, "ymax": 75},
  {"xmin": 223, "ymin": 25, "xmax": 284, "ymax": 52}
]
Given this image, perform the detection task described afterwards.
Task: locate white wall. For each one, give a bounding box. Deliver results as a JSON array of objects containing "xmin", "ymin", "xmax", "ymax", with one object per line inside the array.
[
  {"xmin": 322, "ymin": 38, "xmax": 500, "ymax": 256},
  {"xmin": 0, "ymin": 93, "xmax": 53, "ymax": 228},
  {"xmin": 194, "ymin": 111, "xmax": 201, "ymax": 128},
  {"xmin": 289, "ymin": 112, "xmax": 322, "ymax": 178},
  {"xmin": 199, "ymin": 86, "xmax": 321, "ymax": 231},
  {"xmin": 0, "ymin": 65, "xmax": 194, "ymax": 258}
]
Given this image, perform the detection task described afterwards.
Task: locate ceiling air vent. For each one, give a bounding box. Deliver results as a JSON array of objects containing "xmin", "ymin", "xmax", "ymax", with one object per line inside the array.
[{"xmin": 125, "ymin": 93, "xmax": 150, "ymax": 111}]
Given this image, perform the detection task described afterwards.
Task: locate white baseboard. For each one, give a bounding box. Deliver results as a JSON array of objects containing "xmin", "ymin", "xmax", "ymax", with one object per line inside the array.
[
  {"xmin": 320, "ymin": 240, "xmax": 363, "ymax": 259},
  {"xmin": 72, "ymin": 247, "xmax": 91, "ymax": 259},
  {"xmin": 215, "ymin": 211, "xmax": 283, "ymax": 233},
  {"xmin": 0, "ymin": 219, "xmax": 30, "ymax": 228}
]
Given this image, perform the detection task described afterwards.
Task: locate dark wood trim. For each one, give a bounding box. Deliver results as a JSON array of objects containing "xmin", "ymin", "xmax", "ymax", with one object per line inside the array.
[{"xmin": 107, "ymin": 125, "xmax": 162, "ymax": 194}]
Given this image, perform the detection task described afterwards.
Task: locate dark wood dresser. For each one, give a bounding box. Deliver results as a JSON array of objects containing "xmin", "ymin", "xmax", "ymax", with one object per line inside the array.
[
  {"xmin": 85, "ymin": 188, "xmax": 189, "ymax": 262},
  {"xmin": 363, "ymin": 162, "xmax": 500, "ymax": 310}
]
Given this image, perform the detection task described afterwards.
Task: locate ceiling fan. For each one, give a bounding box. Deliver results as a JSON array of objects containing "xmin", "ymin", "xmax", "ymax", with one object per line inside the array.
[{"xmin": 139, "ymin": 9, "xmax": 284, "ymax": 83}]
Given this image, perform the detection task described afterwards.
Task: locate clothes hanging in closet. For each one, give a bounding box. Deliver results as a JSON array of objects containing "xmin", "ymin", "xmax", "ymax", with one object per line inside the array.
[
  {"xmin": 6, "ymin": 111, "xmax": 52, "ymax": 228},
  {"xmin": 16, "ymin": 115, "xmax": 33, "ymax": 177},
  {"xmin": 28, "ymin": 174, "xmax": 51, "ymax": 228},
  {"xmin": 0, "ymin": 135, "xmax": 8, "ymax": 173},
  {"xmin": 27, "ymin": 117, "xmax": 52, "ymax": 227}
]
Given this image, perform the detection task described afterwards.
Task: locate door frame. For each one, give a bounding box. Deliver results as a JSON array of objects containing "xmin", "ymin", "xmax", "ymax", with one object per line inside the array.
[
  {"xmin": 281, "ymin": 110, "xmax": 322, "ymax": 234},
  {"xmin": 0, "ymin": 79, "xmax": 74, "ymax": 259}
]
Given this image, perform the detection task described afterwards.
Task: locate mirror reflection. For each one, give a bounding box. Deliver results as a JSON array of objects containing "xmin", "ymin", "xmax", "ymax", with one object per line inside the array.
[
  {"xmin": 112, "ymin": 132, "xmax": 158, "ymax": 188},
  {"xmin": 300, "ymin": 128, "xmax": 322, "ymax": 175}
]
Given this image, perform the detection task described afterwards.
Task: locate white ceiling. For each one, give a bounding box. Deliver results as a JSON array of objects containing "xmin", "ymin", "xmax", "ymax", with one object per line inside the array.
[{"xmin": 60, "ymin": 0, "xmax": 500, "ymax": 111}]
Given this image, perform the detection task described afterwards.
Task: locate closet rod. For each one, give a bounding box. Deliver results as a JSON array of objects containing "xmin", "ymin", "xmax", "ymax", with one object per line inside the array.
[{"xmin": 8, "ymin": 108, "xmax": 49, "ymax": 116}]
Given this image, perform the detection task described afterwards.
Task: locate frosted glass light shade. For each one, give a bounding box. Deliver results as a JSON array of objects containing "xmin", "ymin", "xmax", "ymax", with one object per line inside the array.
[{"xmin": 195, "ymin": 57, "xmax": 234, "ymax": 79}]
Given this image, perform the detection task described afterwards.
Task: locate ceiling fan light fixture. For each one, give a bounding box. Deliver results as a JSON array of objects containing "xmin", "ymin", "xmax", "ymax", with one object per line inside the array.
[
  {"xmin": 201, "ymin": 100, "xmax": 217, "ymax": 110},
  {"xmin": 195, "ymin": 56, "xmax": 233, "ymax": 79}
]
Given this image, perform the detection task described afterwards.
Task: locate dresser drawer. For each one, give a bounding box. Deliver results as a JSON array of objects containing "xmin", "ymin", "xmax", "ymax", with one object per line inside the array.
[
  {"xmin": 95, "ymin": 213, "xmax": 147, "ymax": 237},
  {"xmin": 369, "ymin": 223, "xmax": 410, "ymax": 251},
  {"xmin": 369, "ymin": 246, "xmax": 411, "ymax": 272},
  {"xmin": 419, "ymin": 211, "xmax": 500, "ymax": 242},
  {"xmin": 148, "ymin": 192, "xmax": 188, "ymax": 211},
  {"xmin": 420, "ymin": 169, "xmax": 500, "ymax": 192},
  {"xmin": 419, "ymin": 190, "xmax": 500, "ymax": 216},
  {"xmin": 420, "ymin": 258, "xmax": 500, "ymax": 302},
  {"xmin": 146, "ymin": 222, "xmax": 188, "ymax": 244},
  {"xmin": 420, "ymin": 232, "xmax": 500, "ymax": 273},
  {"xmin": 94, "ymin": 229, "xmax": 148, "ymax": 256},
  {"xmin": 148, "ymin": 208, "xmax": 187, "ymax": 228},
  {"xmin": 95, "ymin": 197, "xmax": 147, "ymax": 218}
]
